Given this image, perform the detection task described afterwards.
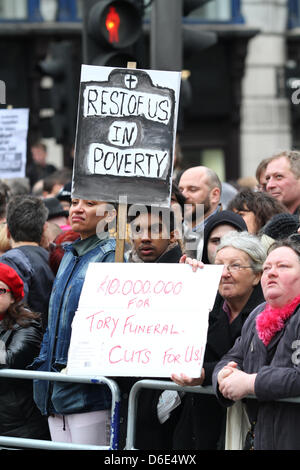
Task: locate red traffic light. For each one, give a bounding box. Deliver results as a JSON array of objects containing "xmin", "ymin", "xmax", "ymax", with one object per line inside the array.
[
  {"xmin": 88, "ymin": 0, "xmax": 142, "ymax": 50},
  {"xmin": 105, "ymin": 6, "xmax": 120, "ymax": 44}
]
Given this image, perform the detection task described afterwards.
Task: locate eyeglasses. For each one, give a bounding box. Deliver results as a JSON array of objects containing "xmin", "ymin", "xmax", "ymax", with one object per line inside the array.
[
  {"xmin": 0, "ymin": 288, "xmax": 10, "ymax": 295},
  {"xmin": 216, "ymin": 263, "xmax": 253, "ymax": 273}
]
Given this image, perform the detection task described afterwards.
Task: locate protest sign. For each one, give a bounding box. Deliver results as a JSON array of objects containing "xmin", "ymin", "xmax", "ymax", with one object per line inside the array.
[
  {"xmin": 66, "ymin": 263, "xmax": 223, "ymax": 378},
  {"xmin": 0, "ymin": 108, "xmax": 29, "ymax": 178},
  {"xmin": 72, "ymin": 65, "xmax": 181, "ymax": 207}
]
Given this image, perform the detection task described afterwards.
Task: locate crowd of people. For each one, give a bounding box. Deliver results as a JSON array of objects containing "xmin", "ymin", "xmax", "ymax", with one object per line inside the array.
[{"xmin": 0, "ymin": 142, "xmax": 300, "ymax": 450}]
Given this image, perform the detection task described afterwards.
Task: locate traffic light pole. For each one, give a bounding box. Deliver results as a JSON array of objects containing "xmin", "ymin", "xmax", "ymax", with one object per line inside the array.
[{"xmin": 150, "ymin": 0, "xmax": 182, "ymax": 71}]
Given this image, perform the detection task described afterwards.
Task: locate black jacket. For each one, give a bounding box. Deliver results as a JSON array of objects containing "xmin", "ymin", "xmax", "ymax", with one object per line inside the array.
[
  {"xmin": 0, "ymin": 246, "xmax": 55, "ymax": 330},
  {"xmin": 172, "ymin": 283, "xmax": 265, "ymax": 450},
  {"xmin": 0, "ymin": 319, "xmax": 50, "ymax": 439},
  {"xmin": 201, "ymin": 211, "xmax": 247, "ymax": 264},
  {"xmin": 117, "ymin": 243, "xmax": 183, "ymax": 450}
]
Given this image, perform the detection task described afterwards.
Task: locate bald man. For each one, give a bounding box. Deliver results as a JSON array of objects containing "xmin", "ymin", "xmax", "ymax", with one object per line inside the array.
[{"xmin": 178, "ymin": 166, "xmax": 222, "ymax": 259}]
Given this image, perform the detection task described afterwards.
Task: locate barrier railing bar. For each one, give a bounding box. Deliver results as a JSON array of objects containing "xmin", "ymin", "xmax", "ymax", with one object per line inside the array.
[
  {"xmin": 125, "ymin": 379, "xmax": 300, "ymax": 450},
  {"xmin": 126, "ymin": 379, "xmax": 212, "ymax": 450},
  {"xmin": 0, "ymin": 369, "xmax": 120, "ymax": 451},
  {"xmin": 0, "ymin": 436, "xmax": 109, "ymax": 451}
]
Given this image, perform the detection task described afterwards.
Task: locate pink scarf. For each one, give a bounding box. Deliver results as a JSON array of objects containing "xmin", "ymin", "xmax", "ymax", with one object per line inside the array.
[{"xmin": 256, "ymin": 295, "xmax": 300, "ymax": 346}]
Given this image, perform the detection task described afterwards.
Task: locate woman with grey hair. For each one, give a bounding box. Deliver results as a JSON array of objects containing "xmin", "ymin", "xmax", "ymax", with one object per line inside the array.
[
  {"xmin": 171, "ymin": 231, "xmax": 267, "ymax": 450},
  {"xmin": 214, "ymin": 230, "xmax": 267, "ymax": 272}
]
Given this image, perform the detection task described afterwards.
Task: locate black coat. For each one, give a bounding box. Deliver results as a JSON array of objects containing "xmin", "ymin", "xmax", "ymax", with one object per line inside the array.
[
  {"xmin": 213, "ymin": 302, "xmax": 300, "ymax": 450},
  {"xmin": 117, "ymin": 243, "xmax": 183, "ymax": 450},
  {"xmin": 172, "ymin": 283, "xmax": 265, "ymax": 450},
  {"xmin": 0, "ymin": 246, "xmax": 55, "ymax": 330},
  {"xmin": 0, "ymin": 319, "xmax": 50, "ymax": 439}
]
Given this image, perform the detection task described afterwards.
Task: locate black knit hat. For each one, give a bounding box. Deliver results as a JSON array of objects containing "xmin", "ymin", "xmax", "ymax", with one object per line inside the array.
[
  {"xmin": 262, "ymin": 213, "xmax": 299, "ymax": 240},
  {"xmin": 202, "ymin": 210, "xmax": 248, "ymax": 264},
  {"xmin": 43, "ymin": 197, "xmax": 69, "ymax": 220},
  {"xmin": 56, "ymin": 181, "xmax": 71, "ymax": 203}
]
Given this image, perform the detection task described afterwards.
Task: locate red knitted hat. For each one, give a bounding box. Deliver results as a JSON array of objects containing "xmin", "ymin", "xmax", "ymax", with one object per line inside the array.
[{"xmin": 0, "ymin": 263, "xmax": 24, "ymax": 301}]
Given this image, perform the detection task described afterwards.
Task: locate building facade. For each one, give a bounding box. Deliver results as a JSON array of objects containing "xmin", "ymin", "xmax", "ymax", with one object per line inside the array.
[{"xmin": 0, "ymin": 0, "xmax": 299, "ymax": 182}]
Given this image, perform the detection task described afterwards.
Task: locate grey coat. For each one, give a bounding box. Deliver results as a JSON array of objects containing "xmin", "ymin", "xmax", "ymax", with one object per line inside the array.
[{"xmin": 212, "ymin": 302, "xmax": 300, "ymax": 450}]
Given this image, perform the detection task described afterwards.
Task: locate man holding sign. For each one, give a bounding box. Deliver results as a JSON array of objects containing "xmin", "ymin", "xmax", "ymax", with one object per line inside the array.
[
  {"xmin": 128, "ymin": 206, "xmax": 182, "ymax": 264},
  {"xmin": 117, "ymin": 206, "xmax": 183, "ymax": 449}
]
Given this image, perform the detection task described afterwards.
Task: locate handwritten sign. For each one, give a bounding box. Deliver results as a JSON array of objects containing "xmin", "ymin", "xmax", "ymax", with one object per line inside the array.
[
  {"xmin": 72, "ymin": 65, "xmax": 181, "ymax": 207},
  {"xmin": 66, "ymin": 263, "xmax": 223, "ymax": 378},
  {"xmin": 0, "ymin": 108, "xmax": 29, "ymax": 178}
]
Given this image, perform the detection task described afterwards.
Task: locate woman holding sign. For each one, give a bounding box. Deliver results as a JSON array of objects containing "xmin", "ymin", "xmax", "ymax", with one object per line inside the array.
[
  {"xmin": 31, "ymin": 198, "xmax": 116, "ymax": 446},
  {"xmin": 171, "ymin": 231, "xmax": 266, "ymax": 450}
]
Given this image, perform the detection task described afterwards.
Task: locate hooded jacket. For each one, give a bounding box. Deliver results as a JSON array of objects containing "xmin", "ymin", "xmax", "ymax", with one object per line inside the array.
[{"xmin": 201, "ymin": 210, "xmax": 247, "ymax": 264}]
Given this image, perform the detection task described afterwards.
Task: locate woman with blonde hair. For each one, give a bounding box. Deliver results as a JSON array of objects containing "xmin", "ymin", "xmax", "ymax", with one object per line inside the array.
[{"xmin": 0, "ymin": 222, "xmax": 10, "ymax": 255}]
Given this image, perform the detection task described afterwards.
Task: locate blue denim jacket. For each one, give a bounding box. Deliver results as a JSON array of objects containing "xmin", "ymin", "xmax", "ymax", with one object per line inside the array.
[{"xmin": 31, "ymin": 236, "xmax": 116, "ymax": 416}]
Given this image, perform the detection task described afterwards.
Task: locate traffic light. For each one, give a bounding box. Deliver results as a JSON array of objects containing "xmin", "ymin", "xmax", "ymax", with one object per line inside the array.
[
  {"xmin": 179, "ymin": 0, "xmax": 217, "ymax": 129},
  {"xmin": 38, "ymin": 41, "xmax": 79, "ymax": 144},
  {"xmin": 82, "ymin": 0, "xmax": 143, "ymax": 67},
  {"xmin": 183, "ymin": 0, "xmax": 217, "ymax": 57}
]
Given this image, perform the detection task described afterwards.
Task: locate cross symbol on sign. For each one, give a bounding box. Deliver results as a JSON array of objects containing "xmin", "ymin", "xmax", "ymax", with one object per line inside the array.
[{"xmin": 124, "ymin": 74, "xmax": 138, "ymax": 90}]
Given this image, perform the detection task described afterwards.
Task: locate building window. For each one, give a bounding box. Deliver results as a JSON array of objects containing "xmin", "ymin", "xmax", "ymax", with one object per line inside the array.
[
  {"xmin": 288, "ymin": 0, "xmax": 300, "ymax": 28},
  {"xmin": 202, "ymin": 148, "xmax": 225, "ymax": 181},
  {"xmin": 183, "ymin": 147, "xmax": 226, "ymax": 181},
  {"xmin": 0, "ymin": 0, "xmax": 82, "ymax": 22},
  {"xmin": 0, "ymin": 0, "xmax": 27, "ymax": 19},
  {"xmin": 0, "ymin": 0, "xmax": 243, "ymax": 24},
  {"xmin": 143, "ymin": 0, "xmax": 243, "ymax": 24},
  {"xmin": 184, "ymin": 0, "xmax": 243, "ymax": 24},
  {"xmin": 187, "ymin": 0, "xmax": 231, "ymax": 21}
]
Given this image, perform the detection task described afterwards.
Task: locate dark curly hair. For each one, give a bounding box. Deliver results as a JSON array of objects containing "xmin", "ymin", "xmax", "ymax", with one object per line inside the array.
[
  {"xmin": 2, "ymin": 302, "xmax": 40, "ymax": 330},
  {"xmin": 227, "ymin": 188, "xmax": 288, "ymax": 233}
]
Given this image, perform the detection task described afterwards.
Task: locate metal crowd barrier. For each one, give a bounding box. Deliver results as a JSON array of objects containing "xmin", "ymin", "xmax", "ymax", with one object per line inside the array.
[
  {"xmin": 2, "ymin": 372, "xmax": 300, "ymax": 451},
  {"xmin": 125, "ymin": 379, "xmax": 213, "ymax": 450},
  {"xmin": 125, "ymin": 379, "xmax": 300, "ymax": 450},
  {"xmin": 0, "ymin": 369, "xmax": 120, "ymax": 450}
]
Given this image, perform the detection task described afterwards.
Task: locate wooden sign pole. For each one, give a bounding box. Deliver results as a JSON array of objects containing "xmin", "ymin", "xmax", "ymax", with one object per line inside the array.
[{"xmin": 114, "ymin": 62, "xmax": 137, "ymax": 262}]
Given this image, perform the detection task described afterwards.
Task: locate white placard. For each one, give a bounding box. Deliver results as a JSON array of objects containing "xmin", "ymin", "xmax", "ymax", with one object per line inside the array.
[
  {"xmin": 0, "ymin": 108, "xmax": 29, "ymax": 178},
  {"xmin": 67, "ymin": 263, "xmax": 223, "ymax": 378}
]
